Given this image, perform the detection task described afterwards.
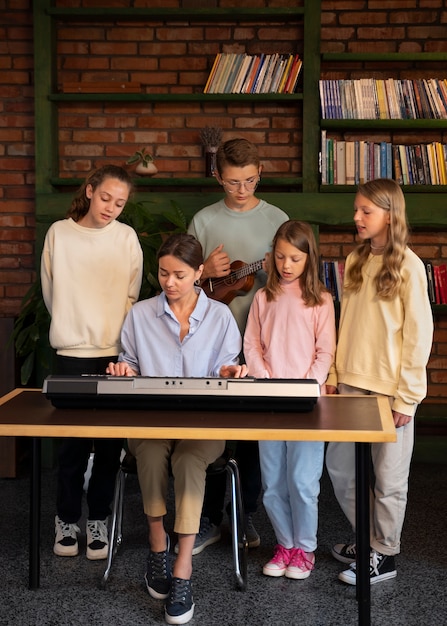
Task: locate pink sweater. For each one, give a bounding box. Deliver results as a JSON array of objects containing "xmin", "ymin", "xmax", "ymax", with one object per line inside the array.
[{"xmin": 244, "ymin": 280, "xmax": 336, "ymax": 385}]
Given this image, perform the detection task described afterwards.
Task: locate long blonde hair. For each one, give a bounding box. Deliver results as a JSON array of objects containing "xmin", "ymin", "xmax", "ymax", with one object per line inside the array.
[
  {"xmin": 345, "ymin": 178, "xmax": 409, "ymax": 299},
  {"xmin": 265, "ymin": 220, "xmax": 327, "ymax": 306}
]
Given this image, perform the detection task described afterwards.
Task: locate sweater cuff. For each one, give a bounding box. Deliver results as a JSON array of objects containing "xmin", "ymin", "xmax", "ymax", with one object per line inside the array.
[{"xmin": 392, "ymin": 398, "xmax": 417, "ymax": 418}]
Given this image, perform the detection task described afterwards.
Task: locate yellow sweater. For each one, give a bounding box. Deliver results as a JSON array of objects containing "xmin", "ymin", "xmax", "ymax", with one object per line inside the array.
[
  {"xmin": 327, "ymin": 249, "xmax": 433, "ymax": 417},
  {"xmin": 41, "ymin": 218, "xmax": 143, "ymax": 358}
]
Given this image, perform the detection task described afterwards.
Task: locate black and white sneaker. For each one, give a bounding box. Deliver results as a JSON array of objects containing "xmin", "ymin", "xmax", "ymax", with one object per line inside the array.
[
  {"xmin": 86, "ymin": 519, "xmax": 109, "ymax": 560},
  {"xmin": 331, "ymin": 542, "xmax": 357, "ymax": 564},
  {"xmin": 165, "ymin": 577, "xmax": 195, "ymax": 625},
  {"xmin": 338, "ymin": 549, "xmax": 397, "ymax": 585},
  {"xmin": 144, "ymin": 535, "xmax": 172, "ymax": 600},
  {"xmin": 54, "ymin": 515, "xmax": 80, "ymax": 557}
]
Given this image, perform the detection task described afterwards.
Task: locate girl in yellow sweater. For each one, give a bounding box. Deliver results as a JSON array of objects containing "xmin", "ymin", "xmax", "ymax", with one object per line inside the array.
[{"xmin": 326, "ymin": 178, "xmax": 433, "ymax": 585}]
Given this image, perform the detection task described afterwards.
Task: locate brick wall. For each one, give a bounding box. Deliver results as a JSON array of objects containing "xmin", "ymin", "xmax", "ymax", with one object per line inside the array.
[
  {"xmin": 0, "ymin": 0, "xmax": 35, "ymax": 317},
  {"xmin": 1, "ymin": 0, "xmax": 447, "ymax": 402}
]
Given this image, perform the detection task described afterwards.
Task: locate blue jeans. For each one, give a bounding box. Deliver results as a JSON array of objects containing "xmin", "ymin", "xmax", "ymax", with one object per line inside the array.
[{"xmin": 259, "ymin": 440, "xmax": 324, "ymax": 552}]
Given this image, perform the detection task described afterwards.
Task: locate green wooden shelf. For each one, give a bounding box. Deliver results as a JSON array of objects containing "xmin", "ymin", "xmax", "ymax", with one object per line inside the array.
[
  {"xmin": 322, "ymin": 52, "xmax": 447, "ymax": 63},
  {"xmin": 46, "ymin": 8, "xmax": 304, "ymax": 21},
  {"xmin": 321, "ymin": 119, "xmax": 447, "ymax": 129},
  {"xmin": 321, "ymin": 184, "xmax": 447, "ymax": 193},
  {"xmin": 49, "ymin": 93, "xmax": 303, "ymax": 103},
  {"xmin": 49, "ymin": 177, "xmax": 303, "ymax": 188}
]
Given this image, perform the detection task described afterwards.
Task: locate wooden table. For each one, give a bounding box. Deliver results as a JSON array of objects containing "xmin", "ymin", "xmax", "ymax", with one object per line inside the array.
[{"xmin": 0, "ymin": 388, "xmax": 396, "ymax": 626}]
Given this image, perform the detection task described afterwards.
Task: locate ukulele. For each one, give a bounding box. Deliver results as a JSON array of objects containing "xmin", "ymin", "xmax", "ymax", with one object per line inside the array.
[{"xmin": 202, "ymin": 258, "xmax": 264, "ymax": 304}]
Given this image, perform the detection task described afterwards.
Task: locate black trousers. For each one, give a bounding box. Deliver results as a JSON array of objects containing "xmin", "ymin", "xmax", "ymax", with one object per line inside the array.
[
  {"xmin": 202, "ymin": 439, "xmax": 262, "ymax": 526},
  {"xmin": 55, "ymin": 355, "xmax": 123, "ymax": 523}
]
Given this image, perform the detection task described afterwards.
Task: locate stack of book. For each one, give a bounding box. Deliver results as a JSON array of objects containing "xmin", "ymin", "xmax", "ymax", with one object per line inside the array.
[
  {"xmin": 424, "ymin": 261, "xmax": 447, "ymax": 304},
  {"xmin": 320, "ymin": 259, "xmax": 345, "ymax": 302},
  {"xmin": 320, "ymin": 133, "xmax": 447, "ymax": 185},
  {"xmin": 204, "ymin": 53, "xmax": 302, "ymax": 94},
  {"xmin": 319, "ymin": 78, "xmax": 447, "ymax": 120}
]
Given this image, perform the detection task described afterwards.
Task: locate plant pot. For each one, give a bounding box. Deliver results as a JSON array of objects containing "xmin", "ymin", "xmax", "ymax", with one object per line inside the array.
[
  {"xmin": 205, "ymin": 149, "xmax": 217, "ymax": 177},
  {"xmin": 135, "ymin": 161, "xmax": 158, "ymax": 176}
]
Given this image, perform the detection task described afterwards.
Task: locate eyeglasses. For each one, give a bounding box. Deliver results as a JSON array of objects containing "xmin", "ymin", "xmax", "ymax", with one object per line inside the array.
[{"xmin": 221, "ymin": 176, "xmax": 260, "ymax": 193}]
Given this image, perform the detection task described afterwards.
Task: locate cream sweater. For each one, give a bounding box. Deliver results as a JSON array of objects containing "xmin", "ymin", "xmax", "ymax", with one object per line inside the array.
[
  {"xmin": 327, "ymin": 249, "xmax": 433, "ymax": 416},
  {"xmin": 41, "ymin": 218, "xmax": 143, "ymax": 357}
]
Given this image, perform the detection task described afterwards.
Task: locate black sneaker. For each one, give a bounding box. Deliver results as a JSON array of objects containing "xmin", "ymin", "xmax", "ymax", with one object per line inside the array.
[
  {"xmin": 144, "ymin": 535, "xmax": 172, "ymax": 600},
  {"xmin": 338, "ymin": 549, "xmax": 397, "ymax": 585},
  {"xmin": 165, "ymin": 577, "xmax": 195, "ymax": 625},
  {"xmin": 331, "ymin": 542, "xmax": 357, "ymax": 564}
]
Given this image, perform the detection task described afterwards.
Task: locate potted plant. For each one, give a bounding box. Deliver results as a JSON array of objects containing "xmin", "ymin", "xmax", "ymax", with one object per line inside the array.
[
  {"xmin": 199, "ymin": 126, "xmax": 222, "ymax": 177},
  {"xmin": 126, "ymin": 147, "xmax": 158, "ymax": 176}
]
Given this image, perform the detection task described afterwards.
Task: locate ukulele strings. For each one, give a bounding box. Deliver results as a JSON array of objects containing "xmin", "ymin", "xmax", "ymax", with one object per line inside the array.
[{"xmin": 207, "ymin": 260, "xmax": 263, "ymax": 287}]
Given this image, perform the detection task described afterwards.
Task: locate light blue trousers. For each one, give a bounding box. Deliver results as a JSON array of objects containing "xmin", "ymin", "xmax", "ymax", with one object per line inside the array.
[{"xmin": 259, "ymin": 440, "xmax": 324, "ymax": 552}]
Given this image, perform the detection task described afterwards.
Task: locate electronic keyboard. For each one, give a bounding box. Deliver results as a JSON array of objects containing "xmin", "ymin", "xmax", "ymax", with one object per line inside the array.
[{"xmin": 42, "ymin": 375, "xmax": 320, "ymax": 412}]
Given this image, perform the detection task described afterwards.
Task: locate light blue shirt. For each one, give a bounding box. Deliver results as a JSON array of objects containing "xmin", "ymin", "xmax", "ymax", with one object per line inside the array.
[{"xmin": 118, "ymin": 288, "xmax": 242, "ymax": 377}]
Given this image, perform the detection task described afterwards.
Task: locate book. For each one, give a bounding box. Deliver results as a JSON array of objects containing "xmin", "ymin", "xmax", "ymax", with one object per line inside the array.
[
  {"xmin": 253, "ymin": 54, "xmax": 270, "ymax": 93},
  {"xmin": 399, "ymin": 144, "xmax": 410, "ymax": 184},
  {"xmin": 217, "ymin": 53, "xmax": 236, "ymax": 94},
  {"xmin": 435, "ymin": 141, "xmax": 447, "ymax": 184},
  {"xmin": 287, "ymin": 58, "xmax": 302, "ymax": 93},
  {"xmin": 336, "ymin": 140, "xmax": 346, "ymax": 185},
  {"xmin": 424, "ymin": 261, "xmax": 436, "ymax": 303},
  {"xmin": 345, "ymin": 141, "xmax": 355, "ymax": 185},
  {"xmin": 437, "ymin": 264, "xmax": 447, "ymax": 304},
  {"xmin": 260, "ymin": 53, "xmax": 278, "ymax": 93},
  {"xmin": 320, "ymin": 129, "xmax": 327, "ymax": 185},
  {"xmin": 284, "ymin": 54, "xmax": 301, "ymax": 94},
  {"xmin": 203, "ymin": 53, "xmax": 222, "ymax": 93},
  {"xmin": 245, "ymin": 55, "xmax": 263, "ymax": 93},
  {"xmin": 278, "ymin": 53, "xmax": 294, "ymax": 93},
  {"xmin": 223, "ymin": 53, "xmax": 244, "ymax": 93},
  {"xmin": 240, "ymin": 55, "xmax": 257, "ymax": 94},
  {"xmin": 434, "ymin": 265, "xmax": 441, "ymax": 304},
  {"xmin": 270, "ymin": 54, "xmax": 288, "ymax": 93},
  {"xmin": 232, "ymin": 54, "xmax": 251, "ymax": 93}
]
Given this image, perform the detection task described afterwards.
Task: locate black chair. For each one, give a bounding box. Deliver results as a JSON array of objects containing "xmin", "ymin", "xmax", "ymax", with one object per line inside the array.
[{"xmin": 101, "ymin": 450, "xmax": 248, "ymax": 590}]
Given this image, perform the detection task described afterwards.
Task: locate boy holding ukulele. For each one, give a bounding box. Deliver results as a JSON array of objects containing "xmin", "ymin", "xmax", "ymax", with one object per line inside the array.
[{"xmin": 187, "ymin": 138, "xmax": 288, "ymax": 553}]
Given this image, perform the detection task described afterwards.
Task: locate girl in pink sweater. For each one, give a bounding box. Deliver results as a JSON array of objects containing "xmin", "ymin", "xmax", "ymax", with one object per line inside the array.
[{"xmin": 244, "ymin": 220, "xmax": 335, "ymax": 579}]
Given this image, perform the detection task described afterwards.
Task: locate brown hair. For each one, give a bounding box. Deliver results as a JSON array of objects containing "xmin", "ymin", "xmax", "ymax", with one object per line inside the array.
[
  {"xmin": 265, "ymin": 220, "xmax": 327, "ymax": 306},
  {"xmin": 157, "ymin": 233, "xmax": 204, "ymax": 271},
  {"xmin": 215, "ymin": 138, "xmax": 260, "ymax": 176},
  {"xmin": 67, "ymin": 165, "xmax": 134, "ymax": 222}
]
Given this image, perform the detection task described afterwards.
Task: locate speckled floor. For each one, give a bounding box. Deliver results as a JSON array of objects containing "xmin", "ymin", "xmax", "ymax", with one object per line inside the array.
[{"xmin": 0, "ymin": 450, "xmax": 446, "ymax": 626}]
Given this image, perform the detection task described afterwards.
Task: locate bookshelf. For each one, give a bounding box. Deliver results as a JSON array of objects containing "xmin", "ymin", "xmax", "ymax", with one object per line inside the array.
[
  {"xmin": 33, "ymin": 0, "xmax": 320, "ymax": 215},
  {"xmin": 33, "ymin": 3, "xmax": 447, "ymax": 232},
  {"xmin": 320, "ymin": 52, "xmax": 447, "ymax": 198}
]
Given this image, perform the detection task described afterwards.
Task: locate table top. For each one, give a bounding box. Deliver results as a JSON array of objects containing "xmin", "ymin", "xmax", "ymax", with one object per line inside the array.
[{"xmin": 0, "ymin": 389, "xmax": 396, "ymax": 443}]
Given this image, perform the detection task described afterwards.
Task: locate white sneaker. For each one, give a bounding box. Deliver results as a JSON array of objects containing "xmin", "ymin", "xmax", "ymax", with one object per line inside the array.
[
  {"xmin": 54, "ymin": 515, "xmax": 80, "ymax": 557},
  {"xmin": 86, "ymin": 519, "xmax": 109, "ymax": 560}
]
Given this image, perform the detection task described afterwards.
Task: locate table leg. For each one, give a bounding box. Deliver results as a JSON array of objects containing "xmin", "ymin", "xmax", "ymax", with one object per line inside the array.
[
  {"xmin": 355, "ymin": 442, "xmax": 371, "ymax": 626},
  {"xmin": 29, "ymin": 437, "xmax": 41, "ymax": 589}
]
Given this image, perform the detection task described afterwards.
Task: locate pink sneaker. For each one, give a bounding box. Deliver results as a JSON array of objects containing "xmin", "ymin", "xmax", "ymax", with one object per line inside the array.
[
  {"xmin": 285, "ymin": 548, "xmax": 315, "ymax": 580},
  {"xmin": 263, "ymin": 544, "xmax": 293, "ymax": 577}
]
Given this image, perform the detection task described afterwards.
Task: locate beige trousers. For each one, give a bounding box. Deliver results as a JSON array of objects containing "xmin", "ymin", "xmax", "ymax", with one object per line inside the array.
[
  {"xmin": 326, "ymin": 384, "xmax": 414, "ymax": 556},
  {"xmin": 128, "ymin": 438, "xmax": 225, "ymax": 535}
]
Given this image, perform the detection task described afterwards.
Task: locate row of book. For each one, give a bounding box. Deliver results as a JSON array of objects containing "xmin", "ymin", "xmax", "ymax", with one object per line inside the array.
[
  {"xmin": 322, "ymin": 259, "xmax": 444, "ymax": 306},
  {"xmin": 424, "ymin": 261, "xmax": 447, "ymax": 305},
  {"xmin": 203, "ymin": 52, "xmax": 302, "ymax": 94},
  {"xmin": 320, "ymin": 134, "xmax": 447, "ymax": 185},
  {"xmin": 320, "ymin": 260, "xmax": 345, "ymax": 302},
  {"xmin": 319, "ymin": 78, "xmax": 447, "ymax": 120}
]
